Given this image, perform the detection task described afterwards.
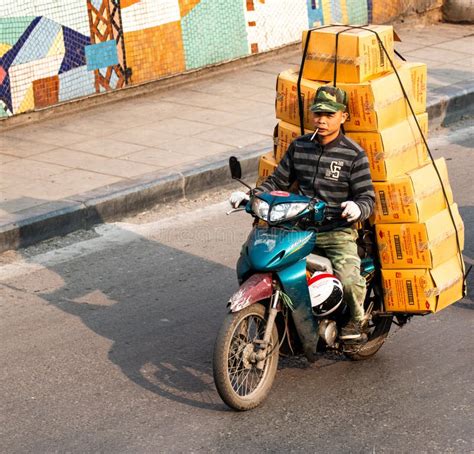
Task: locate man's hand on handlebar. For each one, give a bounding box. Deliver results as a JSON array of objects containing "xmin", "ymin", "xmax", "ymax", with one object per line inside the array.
[{"xmin": 229, "ymin": 191, "xmax": 250, "ymax": 208}]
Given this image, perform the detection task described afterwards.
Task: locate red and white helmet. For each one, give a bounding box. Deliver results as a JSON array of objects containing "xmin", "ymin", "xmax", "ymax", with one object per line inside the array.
[{"xmin": 308, "ymin": 272, "xmax": 344, "ymax": 316}]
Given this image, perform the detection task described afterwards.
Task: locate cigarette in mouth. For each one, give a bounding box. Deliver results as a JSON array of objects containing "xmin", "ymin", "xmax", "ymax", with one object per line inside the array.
[{"xmin": 310, "ymin": 128, "xmax": 319, "ymax": 141}]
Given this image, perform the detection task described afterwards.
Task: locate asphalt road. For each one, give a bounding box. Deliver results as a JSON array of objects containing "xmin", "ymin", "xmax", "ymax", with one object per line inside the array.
[{"xmin": 0, "ymin": 120, "xmax": 473, "ymax": 453}]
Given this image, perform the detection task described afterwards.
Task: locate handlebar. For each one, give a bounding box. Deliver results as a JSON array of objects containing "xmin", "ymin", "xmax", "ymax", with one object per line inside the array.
[
  {"xmin": 226, "ymin": 207, "xmax": 246, "ymax": 215},
  {"xmin": 226, "ymin": 198, "xmax": 249, "ymax": 215},
  {"xmin": 308, "ymin": 219, "xmax": 353, "ymax": 233},
  {"xmin": 226, "ymin": 188, "xmax": 355, "ymax": 231}
]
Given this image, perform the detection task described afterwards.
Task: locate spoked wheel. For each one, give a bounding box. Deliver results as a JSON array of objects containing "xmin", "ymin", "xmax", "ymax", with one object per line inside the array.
[
  {"xmin": 344, "ymin": 283, "xmax": 392, "ymax": 361},
  {"xmin": 213, "ymin": 303, "xmax": 279, "ymax": 411}
]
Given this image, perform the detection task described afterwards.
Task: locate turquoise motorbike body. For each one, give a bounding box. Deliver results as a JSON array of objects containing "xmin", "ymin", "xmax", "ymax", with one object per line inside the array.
[
  {"xmin": 237, "ymin": 191, "xmax": 324, "ymax": 284},
  {"xmin": 234, "ymin": 192, "xmax": 328, "ymax": 353},
  {"xmin": 232, "ymin": 190, "xmax": 376, "ymax": 357}
]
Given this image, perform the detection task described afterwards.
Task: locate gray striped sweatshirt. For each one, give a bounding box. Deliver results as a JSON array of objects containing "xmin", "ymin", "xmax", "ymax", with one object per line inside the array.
[{"xmin": 258, "ymin": 131, "xmax": 375, "ymax": 222}]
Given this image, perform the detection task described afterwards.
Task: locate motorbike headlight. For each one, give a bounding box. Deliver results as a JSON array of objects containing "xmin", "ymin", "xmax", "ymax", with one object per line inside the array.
[
  {"xmin": 251, "ymin": 198, "xmax": 270, "ymax": 220},
  {"xmin": 269, "ymin": 203, "xmax": 308, "ymax": 222}
]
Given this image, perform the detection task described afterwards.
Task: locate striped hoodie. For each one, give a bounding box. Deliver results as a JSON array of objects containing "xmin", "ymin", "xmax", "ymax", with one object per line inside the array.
[{"xmin": 258, "ymin": 132, "xmax": 375, "ymax": 222}]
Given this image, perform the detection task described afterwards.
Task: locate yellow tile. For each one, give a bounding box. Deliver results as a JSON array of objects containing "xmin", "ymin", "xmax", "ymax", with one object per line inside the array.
[{"xmin": 17, "ymin": 84, "xmax": 35, "ymax": 113}]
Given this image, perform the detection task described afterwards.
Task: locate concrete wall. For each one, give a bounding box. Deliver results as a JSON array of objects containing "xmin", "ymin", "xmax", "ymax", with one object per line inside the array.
[
  {"xmin": 0, "ymin": 0, "xmax": 442, "ymax": 119},
  {"xmin": 373, "ymin": 0, "xmax": 443, "ymax": 22},
  {"xmin": 443, "ymin": 0, "xmax": 474, "ymax": 22}
]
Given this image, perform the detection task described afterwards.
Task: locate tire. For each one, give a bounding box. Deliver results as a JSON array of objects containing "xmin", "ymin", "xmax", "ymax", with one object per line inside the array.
[
  {"xmin": 213, "ymin": 303, "xmax": 279, "ymax": 411},
  {"xmin": 345, "ymin": 283, "xmax": 392, "ymax": 361}
]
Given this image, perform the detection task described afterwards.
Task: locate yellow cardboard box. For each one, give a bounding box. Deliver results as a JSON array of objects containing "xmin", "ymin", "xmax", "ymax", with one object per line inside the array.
[
  {"xmin": 275, "ymin": 69, "xmax": 322, "ymax": 131},
  {"xmin": 382, "ymin": 256, "xmax": 465, "ymax": 313},
  {"xmin": 256, "ymin": 151, "xmax": 278, "ymax": 186},
  {"xmin": 372, "ymin": 158, "xmax": 454, "ymax": 223},
  {"xmin": 405, "ymin": 62, "xmax": 427, "ymax": 115},
  {"xmin": 340, "ymin": 65, "xmax": 413, "ymax": 131},
  {"xmin": 347, "ymin": 113, "xmax": 429, "ymax": 181},
  {"xmin": 376, "ymin": 204, "xmax": 464, "ymax": 269},
  {"xmin": 275, "ymin": 121, "xmax": 312, "ymax": 162},
  {"xmin": 276, "ymin": 67, "xmax": 415, "ymax": 133},
  {"xmin": 302, "ymin": 25, "xmax": 395, "ymax": 83}
]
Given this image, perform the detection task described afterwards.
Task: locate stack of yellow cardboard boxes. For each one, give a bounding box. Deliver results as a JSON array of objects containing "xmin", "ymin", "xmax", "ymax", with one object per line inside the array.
[{"xmin": 256, "ymin": 24, "xmax": 465, "ymax": 314}]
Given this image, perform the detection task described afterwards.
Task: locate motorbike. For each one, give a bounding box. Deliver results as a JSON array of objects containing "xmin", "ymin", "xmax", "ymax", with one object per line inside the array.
[{"xmin": 212, "ymin": 157, "xmax": 396, "ymax": 411}]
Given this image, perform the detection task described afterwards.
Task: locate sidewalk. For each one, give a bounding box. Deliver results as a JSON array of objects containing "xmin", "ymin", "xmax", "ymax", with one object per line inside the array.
[{"xmin": 1, "ymin": 22, "xmax": 473, "ymax": 252}]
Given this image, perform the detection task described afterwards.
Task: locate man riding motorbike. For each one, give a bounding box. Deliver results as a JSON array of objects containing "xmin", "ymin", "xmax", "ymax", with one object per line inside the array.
[{"xmin": 229, "ymin": 86, "xmax": 375, "ymax": 342}]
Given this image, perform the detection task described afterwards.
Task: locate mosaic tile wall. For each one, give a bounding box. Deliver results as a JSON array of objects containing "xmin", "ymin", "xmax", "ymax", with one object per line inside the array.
[{"xmin": 0, "ymin": 0, "xmax": 436, "ymax": 118}]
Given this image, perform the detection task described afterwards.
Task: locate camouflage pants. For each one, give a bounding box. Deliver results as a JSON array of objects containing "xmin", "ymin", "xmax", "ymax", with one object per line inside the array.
[{"xmin": 313, "ymin": 228, "xmax": 366, "ymax": 322}]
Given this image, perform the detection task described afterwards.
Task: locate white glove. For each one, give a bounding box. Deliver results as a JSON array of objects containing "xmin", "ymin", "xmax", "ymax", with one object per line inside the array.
[
  {"xmin": 229, "ymin": 191, "xmax": 249, "ymax": 208},
  {"xmin": 341, "ymin": 201, "xmax": 361, "ymax": 223}
]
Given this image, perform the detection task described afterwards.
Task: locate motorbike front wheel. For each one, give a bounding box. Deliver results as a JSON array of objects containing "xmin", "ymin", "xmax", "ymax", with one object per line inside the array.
[{"xmin": 213, "ymin": 303, "xmax": 279, "ymax": 411}]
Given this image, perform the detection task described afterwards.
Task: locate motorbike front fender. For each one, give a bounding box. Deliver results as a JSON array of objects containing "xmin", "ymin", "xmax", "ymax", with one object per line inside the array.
[{"xmin": 229, "ymin": 273, "xmax": 273, "ymax": 313}]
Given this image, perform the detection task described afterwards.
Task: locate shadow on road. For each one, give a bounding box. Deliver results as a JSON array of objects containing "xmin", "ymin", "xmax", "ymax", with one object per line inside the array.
[
  {"xmin": 35, "ymin": 225, "xmax": 238, "ymax": 412},
  {"xmin": 33, "ymin": 207, "xmax": 474, "ymax": 412}
]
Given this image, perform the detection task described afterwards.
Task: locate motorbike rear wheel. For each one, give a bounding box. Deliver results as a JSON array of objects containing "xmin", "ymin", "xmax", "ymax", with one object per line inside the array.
[
  {"xmin": 344, "ymin": 284, "xmax": 392, "ymax": 361},
  {"xmin": 213, "ymin": 303, "xmax": 279, "ymax": 411}
]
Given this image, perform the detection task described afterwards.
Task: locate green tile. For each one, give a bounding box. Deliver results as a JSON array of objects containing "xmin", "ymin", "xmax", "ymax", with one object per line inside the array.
[
  {"xmin": 0, "ymin": 17, "xmax": 36, "ymax": 46},
  {"xmin": 347, "ymin": 0, "xmax": 368, "ymax": 24},
  {"xmin": 181, "ymin": 0, "xmax": 249, "ymax": 70}
]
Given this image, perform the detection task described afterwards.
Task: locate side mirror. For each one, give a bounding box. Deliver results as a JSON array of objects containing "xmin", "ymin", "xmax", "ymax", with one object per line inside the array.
[{"xmin": 229, "ymin": 156, "xmax": 242, "ymax": 180}]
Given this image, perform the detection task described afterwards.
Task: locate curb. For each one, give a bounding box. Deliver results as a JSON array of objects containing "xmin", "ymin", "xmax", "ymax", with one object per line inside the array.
[
  {"xmin": 0, "ymin": 142, "xmax": 268, "ymax": 253},
  {"xmin": 427, "ymin": 79, "xmax": 474, "ymax": 129},
  {"xmin": 1, "ymin": 84, "xmax": 473, "ymax": 253}
]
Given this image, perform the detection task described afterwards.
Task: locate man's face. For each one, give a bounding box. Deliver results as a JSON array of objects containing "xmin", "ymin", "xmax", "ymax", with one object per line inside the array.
[{"xmin": 312, "ymin": 110, "xmax": 348, "ymax": 137}]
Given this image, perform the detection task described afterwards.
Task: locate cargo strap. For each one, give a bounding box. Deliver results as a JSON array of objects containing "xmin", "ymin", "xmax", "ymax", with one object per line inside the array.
[{"xmin": 297, "ymin": 24, "xmax": 468, "ymax": 303}]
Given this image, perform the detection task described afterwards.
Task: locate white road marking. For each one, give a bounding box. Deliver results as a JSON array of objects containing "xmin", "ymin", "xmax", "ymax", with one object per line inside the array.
[{"xmin": 0, "ymin": 202, "xmax": 230, "ymax": 281}]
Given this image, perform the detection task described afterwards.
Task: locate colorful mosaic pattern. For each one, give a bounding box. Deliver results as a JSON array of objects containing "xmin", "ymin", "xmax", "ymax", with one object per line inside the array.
[
  {"xmin": 0, "ymin": 16, "xmax": 92, "ymax": 115},
  {"xmin": 0, "ymin": 0, "xmax": 424, "ymax": 118},
  {"xmin": 87, "ymin": 0, "xmax": 127, "ymax": 91},
  {"xmin": 245, "ymin": 0, "xmax": 308, "ymax": 54},
  {"xmin": 320, "ymin": 0, "xmax": 369, "ymax": 24},
  {"xmin": 181, "ymin": 0, "xmax": 248, "ymax": 69},
  {"xmin": 121, "ymin": 0, "xmax": 185, "ymax": 83}
]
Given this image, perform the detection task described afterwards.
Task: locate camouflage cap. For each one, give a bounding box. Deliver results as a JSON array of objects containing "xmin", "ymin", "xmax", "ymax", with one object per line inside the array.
[{"xmin": 310, "ymin": 86, "xmax": 348, "ymax": 113}]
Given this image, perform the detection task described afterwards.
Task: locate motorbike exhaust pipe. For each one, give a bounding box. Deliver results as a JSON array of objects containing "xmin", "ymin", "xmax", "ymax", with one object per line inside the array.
[{"xmin": 318, "ymin": 319, "xmax": 338, "ymax": 347}]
